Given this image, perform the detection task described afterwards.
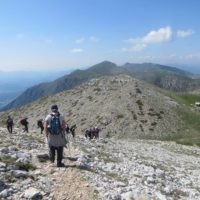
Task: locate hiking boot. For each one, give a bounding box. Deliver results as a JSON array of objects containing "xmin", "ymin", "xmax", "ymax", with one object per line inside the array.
[{"xmin": 57, "ymin": 162, "xmax": 65, "ymax": 167}]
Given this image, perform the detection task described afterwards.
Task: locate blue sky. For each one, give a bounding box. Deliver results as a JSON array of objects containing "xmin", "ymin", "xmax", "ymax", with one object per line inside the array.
[{"xmin": 0, "ymin": 0, "xmax": 200, "ymax": 72}]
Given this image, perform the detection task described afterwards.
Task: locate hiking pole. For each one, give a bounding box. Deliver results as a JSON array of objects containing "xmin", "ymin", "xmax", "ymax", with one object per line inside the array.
[{"xmin": 66, "ymin": 133, "xmax": 71, "ymax": 156}]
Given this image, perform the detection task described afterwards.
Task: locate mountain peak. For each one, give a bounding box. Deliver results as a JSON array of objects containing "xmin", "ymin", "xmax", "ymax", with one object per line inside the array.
[
  {"xmin": 97, "ymin": 60, "xmax": 116, "ymax": 65},
  {"xmin": 91, "ymin": 61, "xmax": 117, "ymax": 69}
]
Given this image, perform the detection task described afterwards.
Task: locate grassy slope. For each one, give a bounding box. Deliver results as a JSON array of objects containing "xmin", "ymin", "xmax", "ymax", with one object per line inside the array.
[{"xmin": 161, "ymin": 91, "xmax": 200, "ymax": 146}]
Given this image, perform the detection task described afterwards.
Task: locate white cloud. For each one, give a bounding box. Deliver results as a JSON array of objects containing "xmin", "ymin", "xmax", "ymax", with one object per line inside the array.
[
  {"xmin": 185, "ymin": 53, "xmax": 200, "ymax": 59},
  {"xmin": 16, "ymin": 33, "xmax": 24, "ymax": 39},
  {"xmin": 75, "ymin": 38, "xmax": 85, "ymax": 44},
  {"xmin": 177, "ymin": 29, "xmax": 194, "ymax": 38},
  {"xmin": 71, "ymin": 48, "xmax": 84, "ymax": 53},
  {"xmin": 124, "ymin": 26, "xmax": 172, "ymax": 51},
  {"xmin": 75, "ymin": 36, "xmax": 99, "ymax": 44},
  {"xmin": 89, "ymin": 36, "xmax": 99, "ymax": 42},
  {"xmin": 122, "ymin": 43, "xmax": 147, "ymax": 52},
  {"xmin": 143, "ymin": 26, "xmax": 172, "ymax": 43}
]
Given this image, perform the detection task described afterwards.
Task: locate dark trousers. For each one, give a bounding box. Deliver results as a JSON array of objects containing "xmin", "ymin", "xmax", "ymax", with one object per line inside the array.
[
  {"xmin": 71, "ymin": 130, "xmax": 75, "ymax": 138},
  {"xmin": 23, "ymin": 125, "xmax": 28, "ymax": 132},
  {"xmin": 7, "ymin": 125, "xmax": 13, "ymax": 133},
  {"xmin": 40, "ymin": 126, "xmax": 44, "ymax": 134},
  {"xmin": 49, "ymin": 146, "xmax": 63, "ymax": 164}
]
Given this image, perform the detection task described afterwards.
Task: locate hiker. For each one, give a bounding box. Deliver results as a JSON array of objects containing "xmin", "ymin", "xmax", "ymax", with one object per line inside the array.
[
  {"xmin": 85, "ymin": 127, "xmax": 100, "ymax": 140},
  {"xmin": 44, "ymin": 104, "xmax": 67, "ymax": 167},
  {"xmin": 85, "ymin": 128, "xmax": 93, "ymax": 140},
  {"xmin": 70, "ymin": 124, "xmax": 77, "ymax": 138},
  {"xmin": 37, "ymin": 119, "xmax": 44, "ymax": 134},
  {"xmin": 6, "ymin": 116, "xmax": 14, "ymax": 133},
  {"xmin": 65, "ymin": 124, "xmax": 70, "ymax": 134},
  {"xmin": 93, "ymin": 127, "xmax": 100, "ymax": 139},
  {"xmin": 20, "ymin": 118, "xmax": 29, "ymax": 133}
]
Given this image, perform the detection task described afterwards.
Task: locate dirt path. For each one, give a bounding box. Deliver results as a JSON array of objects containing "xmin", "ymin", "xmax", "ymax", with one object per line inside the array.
[{"xmin": 38, "ymin": 142, "xmax": 97, "ymax": 200}]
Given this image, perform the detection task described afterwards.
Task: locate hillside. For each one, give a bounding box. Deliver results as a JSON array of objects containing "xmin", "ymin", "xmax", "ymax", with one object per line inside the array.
[
  {"xmin": 1, "ymin": 75, "xmax": 200, "ymax": 199},
  {"xmin": 1, "ymin": 61, "xmax": 126, "ymax": 111},
  {"xmin": 0, "ymin": 74, "xmax": 186, "ymax": 140},
  {"xmin": 123, "ymin": 62, "xmax": 200, "ymax": 91},
  {"xmin": 2, "ymin": 61, "xmax": 200, "ymax": 113}
]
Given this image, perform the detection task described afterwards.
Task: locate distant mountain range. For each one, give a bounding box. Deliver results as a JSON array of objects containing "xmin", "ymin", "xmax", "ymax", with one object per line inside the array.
[
  {"xmin": 123, "ymin": 62, "xmax": 200, "ymax": 91},
  {"xmin": 2, "ymin": 61, "xmax": 200, "ymax": 111},
  {"xmin": 0, "ymin": 69, "xmax": 71, "ymax": 109}
]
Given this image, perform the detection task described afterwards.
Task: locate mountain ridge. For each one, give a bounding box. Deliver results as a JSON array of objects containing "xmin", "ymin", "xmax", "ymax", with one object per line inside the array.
[
  {"xmin": 0, "ymin": 74, "xmax": 185, "ymax": 140},
  {"xmin": 2, "ymin": 61, "xmax": 200, "ymax": 111}
]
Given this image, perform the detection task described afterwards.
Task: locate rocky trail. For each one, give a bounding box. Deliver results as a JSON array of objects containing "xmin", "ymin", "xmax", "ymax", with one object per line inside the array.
[
  {"xmin": 1, "ymin": 127, "xmax": 200, "ymax": 200},
  {"xmin": 0, "ymin": 128, "xmax": 96, "ymax": 200}
]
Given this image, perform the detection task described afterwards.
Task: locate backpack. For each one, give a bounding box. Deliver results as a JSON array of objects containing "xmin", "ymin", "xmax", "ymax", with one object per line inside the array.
[
  {"xmin": 7, "ymin": 118, "xmax": 13, "ymax": 125},
  {"xmin": 20, "ymin": 118, "xmax": 27, "ymax": 126},
  {"xmin": 37, "ymin": 119, "xmax": 43, "ymax": 128},
  {"xmin": 48, "ymin": 114, "xmax": 61, "ymax": 135}
]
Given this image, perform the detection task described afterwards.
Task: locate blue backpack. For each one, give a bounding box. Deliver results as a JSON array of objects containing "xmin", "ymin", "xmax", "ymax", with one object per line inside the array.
[{"xmin": 49, "ymin": 114, "xmax": 61, "ymax": 135}]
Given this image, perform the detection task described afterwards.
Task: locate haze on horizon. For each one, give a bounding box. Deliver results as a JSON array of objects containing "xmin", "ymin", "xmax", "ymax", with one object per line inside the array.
[{"xmin": 0, "ymin": 0, "xmax": 200, "ymax": 73}]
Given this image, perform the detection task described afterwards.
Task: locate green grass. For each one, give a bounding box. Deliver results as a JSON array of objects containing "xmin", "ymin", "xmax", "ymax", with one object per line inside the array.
[
  {"xmin": 0, "ymin": 155, "xmax": 17, "ymax": 165},
  {"xmin": 17, "ymin": 163, "xmax": 36, "ymax": 171},
  {"xmin": 28, "ymin": 135, "xmax": 45, "ymax": 143},
  {"xmin": 0, "ymin": 155, "xmax": 36, "ymax": 171},
  {"xmin": 160, "ymin": 90, "xmax": 200, "ymax": 146},
  {"xmin": 167, "ymin": 92, "xmax": 200, "ymax": 106},
  {"xmin": 174, "ymin": 106, "xmax": 200, "ymax": 146},
  {"xmin": 116, "ymin": 114, "xmax": 124, "ymax": 119}
]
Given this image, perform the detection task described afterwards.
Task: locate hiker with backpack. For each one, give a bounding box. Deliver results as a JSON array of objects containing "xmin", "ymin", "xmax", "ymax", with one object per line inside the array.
[
  {"xmin": 6, "ymin": 116, "xmax": 14, "ymax": 134},
  {"xmin": 37, "ymin": 119, "xmax": 44, "ymax": 134},
  {"xmin": 85, "ymin": 128, "xmax": 93, "ymax": 140},
  {"xmin": 20, "ymin": 117, "xmax": 29, "ymax": 133},
  {"xmin": 44, "ymin": 104, "xmax": 67, "ymax": 167}
]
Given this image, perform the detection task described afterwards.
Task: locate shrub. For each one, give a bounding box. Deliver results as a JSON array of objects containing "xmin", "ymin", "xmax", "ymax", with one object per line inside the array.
[
  {"xmin": 131, "ymin": 111, "xmax": 137, "ymax": 120},
  {"xmin": 0, "ymin": 155, "xmax": 16, "ymax": 165},
  {"xmin": 151, "ymin": 122, "xmax": 157, "ymax": 126},
  {"xmin": 136, "ymin": 88, "xmax": 142, "ymax": 94},
  {"xmin": 117, "ymin": 114, "xmax": 124, "ymax": 119}
]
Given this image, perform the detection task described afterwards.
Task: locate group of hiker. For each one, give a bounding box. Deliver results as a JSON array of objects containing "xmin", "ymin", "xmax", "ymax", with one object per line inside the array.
[
  {"xmin": 85, "ymin": 127, "xmax": 100, "ymax": 140},
  {"xmin": 37, "ymin": 119, "xmax": 77, "ymax": 138},
  {"xmin": 6, "ymin": 104, "xmax": 100, "ymax": 168},
  {"xmin": 6, "ymin": 116, "xmax": 29, "ymax": 134},
  {"xmin": 6, "ymin": 116, "xmax": 14, "ymax": 133}
]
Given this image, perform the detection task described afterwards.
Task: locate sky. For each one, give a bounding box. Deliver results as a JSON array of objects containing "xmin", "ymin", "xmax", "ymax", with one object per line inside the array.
[{"xmin": 0, "ymin": 0, "xmax": 200, "ymax": 72}]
